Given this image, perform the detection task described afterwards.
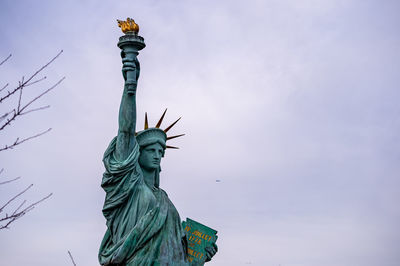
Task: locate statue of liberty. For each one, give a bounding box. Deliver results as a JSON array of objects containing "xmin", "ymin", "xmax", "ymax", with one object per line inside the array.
[{"xmin": 98, "ymin": 18, "xmax": 217, "ymax": 265}]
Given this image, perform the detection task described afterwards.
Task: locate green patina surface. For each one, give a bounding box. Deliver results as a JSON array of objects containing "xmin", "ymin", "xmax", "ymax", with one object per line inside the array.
[{"xmin": 98, "ymin": 25, "xmax": 217, "ymax": 266}]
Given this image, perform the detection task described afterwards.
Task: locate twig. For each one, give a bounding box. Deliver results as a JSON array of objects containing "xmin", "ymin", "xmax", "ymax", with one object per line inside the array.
[
  {"xmin": 17, "ymin": 78, "xmax": 24, "ymax": 112},
  {"xmin": 24, "ymin": 76, "xmax": 47, "ymax": 87},
  {"xmin": 1, "ymin": 81, "xmax": 22, "ymax": 103},
  {"xmin": 12, "ymin": 200, "xmax": 26, "ymax": 215},
  {"xmin": 0, "ymin": 168, "xmax": 21, "ymax": 185},
  {"xmin": 20, "ymin": 105, "xmax": 50, "ymax": 116},
  {"xmin": 22, "ymin": 192, "xmax": 52, "ymax": 212},
  {"xmin": 0, "ymin": 128, "xmax": 51, "ymax": 152},
  {"xmin": 22, "ymin": 50, "xmax": 63, "ymax": 89},
  {"xmin": 0, "ymin": 184, "xmax": 33, "ymax": 212},
  {"xmin": 0, "ymin": 83, "xmax": 9, "ymax": 92},
  {"xmin": 0, "ymin": 176, "xmax": 21, "ymax": 185},
  {"xmin": 0, "ymin": 54, "xmax": 12, "ymax": 66},
  {"xmin": 68, "ymin": 250, "xmax": 77, "ymax": 266}
]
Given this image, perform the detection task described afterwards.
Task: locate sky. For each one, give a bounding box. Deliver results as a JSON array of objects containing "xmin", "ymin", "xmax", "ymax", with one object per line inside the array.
[{"xmin": 0, "ymin": 0, "xmax": 399, "ymax": 265}]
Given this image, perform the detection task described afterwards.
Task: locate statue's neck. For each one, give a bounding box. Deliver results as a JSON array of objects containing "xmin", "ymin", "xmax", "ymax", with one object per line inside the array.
[{"xmin": 142, "ymin": 168, "xmax": 156, "ymax": 189}]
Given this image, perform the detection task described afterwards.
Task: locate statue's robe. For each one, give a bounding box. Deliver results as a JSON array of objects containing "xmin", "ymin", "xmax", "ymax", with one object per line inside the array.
[{"xmin": 99, "ymin": 137, "xmax": 188, "ymax": 265}]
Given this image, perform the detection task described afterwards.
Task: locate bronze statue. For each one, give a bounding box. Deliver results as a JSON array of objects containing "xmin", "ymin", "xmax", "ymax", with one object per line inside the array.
[{"xmin": 98, "ymin": 18, "xmax": 217, "ymax": 265}]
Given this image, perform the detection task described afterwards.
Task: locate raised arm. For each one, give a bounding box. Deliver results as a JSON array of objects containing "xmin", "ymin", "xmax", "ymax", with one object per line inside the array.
[{"xmin": 114, "ymin": 56, "xmax": 140, "ymax": 161}]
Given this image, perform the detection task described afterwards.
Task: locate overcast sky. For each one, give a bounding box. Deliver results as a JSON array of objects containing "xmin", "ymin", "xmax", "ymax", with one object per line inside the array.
[{"xmin": 1, "ymin": 0, "xmax": 399, "ymax": 265}]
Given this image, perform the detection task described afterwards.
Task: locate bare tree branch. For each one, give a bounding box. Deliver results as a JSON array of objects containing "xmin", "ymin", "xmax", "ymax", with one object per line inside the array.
[
  {"xmin": 12, "ymin": 199, "xmax": 27, "ymax": 216},
  {"xmin": 24, "ymin": 76, "xmax": 47, "ymax": 87},
  {"xmin": 22, "ymin": 50, "xmax": 63, "ymax": 89},
  {"xmin": 0, "ymin": 109, "xmax": 14, "ymax": 123},
  {"xmin": 0, "ymin": 81, "xmax": 22, "ymax": 103},
  {"xmin": 20, "ymin": 76, "xmax": 65, "ymax": 114},
  {"xmin": 0, "ymin": 190, "xmax": 52, "ymax": 230},
  {"xmin": 0, "ymin": 128, "xmax": 52, "ymax": 152},
  {"xmin": 0, "ymin": 184, "xmax": 33, "ymax": 212},
  {"xmin": 0, "ymin": 51, "xmax": 61, "ymax": 230},
  {"xmin": 0, "ymin": 50, "xmax": 62, "ymax": 103},
  {"xmin": 0, "ymin": 76, "xmax": 64, "ymax": 131},
  {"xmin": 0, "ymin": 54, "xmax": 12, "ymax": 66},
  {"xmin": 0, "ymin": 171, "xmax": 52, "ymax": 229},
  {"xmin": 68, "ymin": 250, "xmax": 77, "ymax": 266}
]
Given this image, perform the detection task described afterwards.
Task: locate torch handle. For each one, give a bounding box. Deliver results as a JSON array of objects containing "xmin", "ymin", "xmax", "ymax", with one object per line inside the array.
[{"xmin": 121, "ymin": 50, "xmax": 139, "ymax": 94}]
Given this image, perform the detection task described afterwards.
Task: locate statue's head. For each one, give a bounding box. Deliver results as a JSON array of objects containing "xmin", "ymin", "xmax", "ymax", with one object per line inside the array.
[
  {"xmin": 139, "ymin": 142, "xmax": 165, "ymax": 170},
  {"xmin": 136, "ymin": 110, "xmax": 184, "ymax": 188},
  {"xmin": 136, "ymin": 110, "xmax": 184, "ymax": 170},
  {"xmin": 137, "ymin": 128, "xmax": 166, "ymax": 171}
]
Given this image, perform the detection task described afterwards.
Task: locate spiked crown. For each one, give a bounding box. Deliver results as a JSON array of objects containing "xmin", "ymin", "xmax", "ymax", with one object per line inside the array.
[{"xmin": 135, "ymin": 109, "xmax": 184, "ymax": 149}]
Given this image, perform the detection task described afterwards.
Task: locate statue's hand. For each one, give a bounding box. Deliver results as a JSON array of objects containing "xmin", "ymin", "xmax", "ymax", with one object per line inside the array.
[
  {"xmin": 122, "ymin": 58, "xmax": 139, "ymax": 94},
  {"xmin": 122, "ymin": 58, "xmax": 136, "ymax": 81},
  {"xmin": 205, "ymin": 243, "xmax": 218, "ymax": 262}
]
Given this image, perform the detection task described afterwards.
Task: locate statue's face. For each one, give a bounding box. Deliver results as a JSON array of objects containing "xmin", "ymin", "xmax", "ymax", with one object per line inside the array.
[{"xmin": 139, "ymin": 143, "xmax": 164, "ymax": 171}]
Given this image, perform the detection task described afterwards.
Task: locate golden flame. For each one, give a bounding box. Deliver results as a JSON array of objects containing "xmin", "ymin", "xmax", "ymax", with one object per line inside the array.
[{"xmin": 117, "ymin": 18, "xmax": 139, "ymax": 34}]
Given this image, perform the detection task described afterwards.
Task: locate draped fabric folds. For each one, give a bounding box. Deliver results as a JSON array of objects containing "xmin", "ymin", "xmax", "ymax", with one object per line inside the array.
[{"xmin": 99, "ymin": 137, "xmax": 188, "ymax": 265}]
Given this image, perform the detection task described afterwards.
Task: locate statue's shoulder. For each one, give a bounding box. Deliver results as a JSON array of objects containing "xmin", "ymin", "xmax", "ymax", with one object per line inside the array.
[{"xmin": 155, "ymin": 187, "xmax": 169, "ymax": 198}]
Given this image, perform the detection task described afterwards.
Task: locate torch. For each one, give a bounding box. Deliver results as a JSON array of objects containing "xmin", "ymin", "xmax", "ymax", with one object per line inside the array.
[{"xmin": 117, "ymin": 18, "xmax": 146, "ymax": 94}]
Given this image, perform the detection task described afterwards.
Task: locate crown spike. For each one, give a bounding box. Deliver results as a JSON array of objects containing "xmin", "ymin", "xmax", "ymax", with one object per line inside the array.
[
  {"xmin": 164, "ymin": 117, "xmax": 181, "ymax": 133},
  {"xmin": 166, "ymin": 134, "xmax": 185, "ymax": 141},
  {"xmin": 144, "ymin": 112, "xmax": 149, "ymax": 129},
  {"xmin": 155, "ymin": 109, "xmax": 167, "ymax": 128},
  {"xmin": 166, "ymin": 145, "xmax": 179, "ymax": 149}
]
